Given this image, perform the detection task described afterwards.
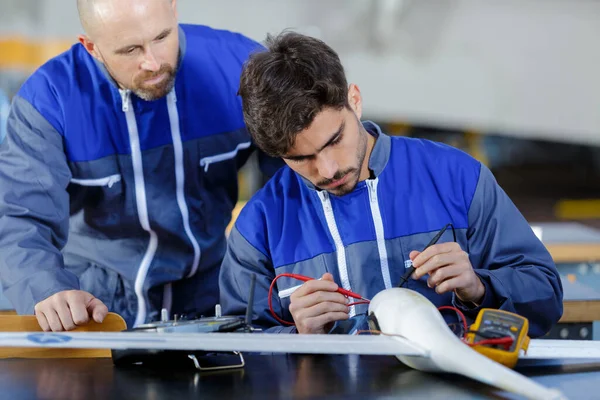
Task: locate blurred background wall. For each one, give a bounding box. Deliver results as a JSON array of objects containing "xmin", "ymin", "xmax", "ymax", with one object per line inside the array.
[{"xmin": 1, "ymin": 0, "xmax": 599, "ymax": 226}]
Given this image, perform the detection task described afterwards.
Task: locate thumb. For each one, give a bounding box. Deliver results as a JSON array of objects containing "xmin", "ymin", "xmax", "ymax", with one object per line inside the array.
[
  {"xmin": 320, "ymin": 272, "xmax": 335, "ymax": 282},
  {"xmin": 86, "ymin": 296, "xmax": 108, "ymax": 323},
  {"xmin": 409, "ymin": 251, "xmax": 420, "ymax": 262}
]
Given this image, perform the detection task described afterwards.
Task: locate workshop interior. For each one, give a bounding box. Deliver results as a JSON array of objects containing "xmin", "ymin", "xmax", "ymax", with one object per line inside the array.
[{"xmin": 0, "ymin": 1, "xmax": 600, "ymax": 399}]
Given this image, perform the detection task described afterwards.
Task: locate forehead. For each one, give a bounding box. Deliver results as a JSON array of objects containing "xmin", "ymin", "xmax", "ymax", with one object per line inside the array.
[
  {"xmin": 92, "ymin": 1, "xmax": 175, "ymax": 45},
  {"xmin": 286, "ymin": 108, "xmax": 346, "ymax": 155}
]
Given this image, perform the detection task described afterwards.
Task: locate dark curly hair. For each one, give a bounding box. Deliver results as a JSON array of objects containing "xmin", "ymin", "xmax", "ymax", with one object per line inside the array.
[{"xmin": 238, "ymin": 31, "xmax": 349, "ymax": 157}]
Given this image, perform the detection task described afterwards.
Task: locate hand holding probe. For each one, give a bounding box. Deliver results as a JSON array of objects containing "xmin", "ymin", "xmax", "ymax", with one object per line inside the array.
[{"xmin": 397, "ymin": 224, "xmax": 453, "ymax": 287}]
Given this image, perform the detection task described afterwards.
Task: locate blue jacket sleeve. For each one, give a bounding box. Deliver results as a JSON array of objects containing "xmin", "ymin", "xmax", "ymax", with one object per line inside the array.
[
  {"xmin": 0, "ymin": 96, "xmax": 80, "ymax": 314},
  {"xmin": 453, "ymin": 164, "xmax": 563, "ymax": 337},
  {"xmin": 219, "ymin": 224, "xmax": 297, "ymax": 333}
]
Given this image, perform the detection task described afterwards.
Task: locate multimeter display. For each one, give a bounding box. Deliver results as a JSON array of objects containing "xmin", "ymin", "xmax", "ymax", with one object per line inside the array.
[
  {"xmin": 466, "ymin": 308, "xmax": 530, "ymax": 368},
  {"xmin": 472, "ymin": 310, "xmax": 525, "ymax": 352}
]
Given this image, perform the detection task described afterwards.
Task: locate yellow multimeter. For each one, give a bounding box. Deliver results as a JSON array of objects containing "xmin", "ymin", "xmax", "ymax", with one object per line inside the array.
[{"xmin": 465, "ymin": 309, "xmax": 530, "ymax": 368}]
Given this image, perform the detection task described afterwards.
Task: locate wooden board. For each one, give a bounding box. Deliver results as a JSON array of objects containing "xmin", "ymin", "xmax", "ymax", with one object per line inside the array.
[
  {"xmin": 560, "ymin": 301, "xmax": 600, "ymax": 323},
  {"xmin": 0, "ymin": 312, "xmax": 126, "ymax": 359},
  {"xmin": 547, "ymin": 243, "xmax": 600, "ymax": 263}
]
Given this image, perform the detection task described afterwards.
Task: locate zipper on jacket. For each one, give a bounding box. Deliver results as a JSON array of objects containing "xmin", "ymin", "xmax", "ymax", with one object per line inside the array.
[
  {"xmin": 120, "ymin": 89, "xmax": 159, "ymax": 327},
  {"xmin": 199, "ymin": 141, "xmax": 252, "ymax": 172},
  {"xmin": 318, "ymin": 190, "xmax": 355, "ymax": 317},
  {"xmin": 70, "ymin": 174, "xmax": 122, "ymax": 188},
  {"xmin": 366, "ymin": 178, "xmax": 393, "ymax": 289},
  {"xmin": 167, "ymin": 90, "xmax": 201, "ymax": 278}
]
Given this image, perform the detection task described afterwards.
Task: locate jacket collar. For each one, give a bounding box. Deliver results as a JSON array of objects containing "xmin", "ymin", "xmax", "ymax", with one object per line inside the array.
[{"xmin": 364, "ymin": 120, "xmax": 391, "ymax": 177}]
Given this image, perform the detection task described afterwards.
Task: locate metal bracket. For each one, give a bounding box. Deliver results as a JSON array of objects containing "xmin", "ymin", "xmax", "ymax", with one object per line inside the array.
[{"xmin": 187, "ymin": 351, "xmax": 245, "ymax": 371}]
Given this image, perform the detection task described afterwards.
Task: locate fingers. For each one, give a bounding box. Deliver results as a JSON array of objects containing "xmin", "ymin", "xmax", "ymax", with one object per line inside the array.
[
  {"xmin": 292, "ymin": 298, "xmax": 350, "ymax": 320},
  {"xmin": 35, "ymin": 310, "xmax": 51, "ymax": 332},
  {"xmin": 409, "ymin": 250, "xmax": 420, "ymax": 261},
  {"xmin": 298, "ymin": 311, "xmax": 350, "ymax": 334},
  {"xmin": 433, "ymin": 276, "xmax": 464, "ymax": 295},
  {"xmin": 289, "ymin": 276, "xmax": 350, "ymax": 334},
  {"xmin": 33, "ymin": 290, "xmax": 108, "ymax": 332},
  {"xmin": 87, "ymin": 298, "xmax": 108, "ymax": 323},
  {"xmin": 35, "ymin": 297, "xmax": 74, "ymax": 332},
  {"xmin": 54, "ymin": 299, "xmax": 77, "ymax": 331},
  {"xmin": 320, "ymin": 272, "xmax": 335, "ymax": 282},
  {"xmin": 413, "ymin": 251, "xmax": 456, "ymax": 279},
  {"xmin": 427, "ymin": 264, "xmax": 462, "ymax": 288},
  {"xmin": 293, "ymin": 301, "xmax": 350, "ymax": 334},
  {"xmin": 409, "ymin": 241, "xmax": 477, "ymax": 300},
  {"xmin": 426, "ymin": 267, "xmax": 483, "ymax": 300},
  {"xmin": 292, "ymin": 278, "xmax": 339, "ymax": 299},
  {"xmin": 68, "ymin": 296, "xmax": 90, "ymax": 326},
  {"xmin": 290, "ymin": 290, "xmax": 348, "ymax": 313},
  {"xmin": 412, "ymin": 242, "xmax": 460, "ymax": 269},
  {"xmin": 43, "ymin": 309, "xmax": 65, "ymax": 332},
  {"xmin": 413, "ymin": 248, "xmax": 469, "ymax": 279}
]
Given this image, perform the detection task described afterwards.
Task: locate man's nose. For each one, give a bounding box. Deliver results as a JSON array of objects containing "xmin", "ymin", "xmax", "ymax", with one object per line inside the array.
[
  {"xmin": 141, "ymin": 49, "xmax": 160, "ymax": 72},
  {"xmin": 316, "ymin": 156, "xmax": 338, "ymax": 180}
]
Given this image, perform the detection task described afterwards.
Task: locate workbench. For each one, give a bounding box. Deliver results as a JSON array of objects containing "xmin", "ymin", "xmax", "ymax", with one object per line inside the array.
[{"xmin": 0, "ymin": 354, "xmax": 598, "ymax": 399}]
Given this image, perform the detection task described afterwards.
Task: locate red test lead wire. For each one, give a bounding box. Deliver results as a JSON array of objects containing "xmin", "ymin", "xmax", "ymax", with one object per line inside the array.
[
  {"xmin": 282, "ymin": 273, "xmax": 369, "ymax": 301},
  {"xmin": 268, "ymin": 273, "xmax": 371, "ymax": 326}
]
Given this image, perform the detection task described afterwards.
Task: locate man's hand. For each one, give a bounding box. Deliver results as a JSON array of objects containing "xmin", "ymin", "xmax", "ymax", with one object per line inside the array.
[
  {"xmin": 289, "ymin": 273, "xmax": 349, "ymax": 334},
  {"xmin": 34, "ymin": 290, "xmax": 108, "ymax": 332},
  {"xmin": 410, "ymin": 242, "xmax": 485, "ymax": 305}
]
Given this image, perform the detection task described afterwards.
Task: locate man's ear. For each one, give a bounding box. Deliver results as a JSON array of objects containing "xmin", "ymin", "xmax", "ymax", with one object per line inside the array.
[
  {"xmin": 348, "ymin": 84, "xmax": 363, "ymax": 120},
  {"xmin": 171, "ymin": 0, "xmax": 178, "ymax": 18},
  {"xmin": 78, "ymin": 35, "xmax": 103, "ymax": 63}
]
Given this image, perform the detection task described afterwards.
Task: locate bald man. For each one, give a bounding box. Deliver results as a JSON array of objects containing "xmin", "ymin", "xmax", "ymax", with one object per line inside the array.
[{"xmin": 0, "ymin": 0, "xmax": 278, "ymax": 331}]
